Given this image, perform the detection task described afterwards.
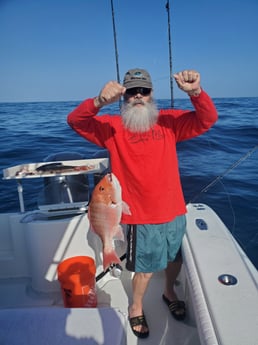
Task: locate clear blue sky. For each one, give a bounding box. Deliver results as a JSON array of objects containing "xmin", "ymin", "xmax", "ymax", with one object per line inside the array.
[{"xmin": 1, "ymin": 0, "xmax": 258, "ymax": 102}]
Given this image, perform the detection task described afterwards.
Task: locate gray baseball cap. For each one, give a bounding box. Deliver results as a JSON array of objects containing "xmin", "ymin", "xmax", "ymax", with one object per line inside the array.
[{"xmin": 123, "ymin": 68, "xmax": 152, "ymax": 89}]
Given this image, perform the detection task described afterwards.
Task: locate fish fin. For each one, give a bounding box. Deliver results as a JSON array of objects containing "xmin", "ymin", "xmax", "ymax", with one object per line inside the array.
[
  {"xmin": 89, "ymin": 224, "xmax": 96, "ymax": 233},
  {"xmin": 122, "ymin": 201, "xmax": 132, "ymax": 215},
  {"xmin": 113, "ymin": 225, "xmax": 125, "ymax": 241},
  {"xmin": 88, "ymin": 210, "xmax": 97, "ymax": 233},
  {"xmin": 88, "ymin": 217, "xmax": 95, "ymax": 233},
  {"xmin": 103, "ymin": 250, "xmax": 121, "ymax": 271}
]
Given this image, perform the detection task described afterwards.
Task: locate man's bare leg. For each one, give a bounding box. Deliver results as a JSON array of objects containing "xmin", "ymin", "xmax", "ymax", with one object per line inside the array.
[
  {"xmin": 129, "ymin": 272, "xmax": 152, "ymax": 334},
  {"xmin": 164, "ymin": 260, "xmax": 182, "ymax": 300},
  {"xmin": 163, "ymin": 260, "xmax": 186, "ymax": 319}
]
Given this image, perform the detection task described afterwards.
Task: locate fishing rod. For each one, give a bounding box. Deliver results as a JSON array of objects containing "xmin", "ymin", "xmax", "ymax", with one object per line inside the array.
[
  {"xmin": 166, "ymin": 0, "xmax": 174, "ymax": 108},
  {"xmin": 96, "ymin": 254, "xmax": 126, "ymax": 282},
  {"xmin": 110, "ymin": 0, "xmax": 120, "ymax": 85},
  {"xmin": 189, "ymin": 145, "xmax": 258, "ymax": 203}
]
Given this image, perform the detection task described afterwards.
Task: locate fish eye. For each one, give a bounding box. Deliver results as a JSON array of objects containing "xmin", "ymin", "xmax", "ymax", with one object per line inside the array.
[{"xmin": 99, "ymin": 186, "xmax": 105, "ymax": 191}]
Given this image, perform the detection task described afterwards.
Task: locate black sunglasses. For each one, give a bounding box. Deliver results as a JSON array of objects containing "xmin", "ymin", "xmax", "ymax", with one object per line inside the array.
[{"xmin": 125, "ymin": 87, "xmax": 152, "ymax": 96}]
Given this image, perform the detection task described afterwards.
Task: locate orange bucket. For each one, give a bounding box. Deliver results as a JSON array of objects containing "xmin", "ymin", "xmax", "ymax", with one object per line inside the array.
[{"xmin": 57, "ymin": 256, "xmax": 97, "ymax": 308}]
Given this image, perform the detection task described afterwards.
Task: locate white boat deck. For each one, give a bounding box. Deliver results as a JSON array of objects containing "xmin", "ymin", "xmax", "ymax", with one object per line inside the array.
[
  {"xmin": 0, "ymin": 203, "xmax": 258, "ymax": 345},
  {"xmin": 0, "ymin": 268, "xmax": 200, "ymax": 345}
]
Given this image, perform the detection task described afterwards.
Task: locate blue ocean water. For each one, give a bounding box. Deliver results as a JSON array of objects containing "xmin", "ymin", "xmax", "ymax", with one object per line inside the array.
[{"xmin": 0, "ymin": 98, "xmax": 257, "ymax": 269}]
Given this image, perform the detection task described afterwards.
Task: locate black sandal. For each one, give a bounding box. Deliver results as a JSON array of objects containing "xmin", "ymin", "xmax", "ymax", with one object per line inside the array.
[
  {"xmin": 129, "ymin": 313, "xmax": 149, "ymax": 338},
  {"xmin": 162, "ymin": 294, "xmax": 186, "ymax": 321}
]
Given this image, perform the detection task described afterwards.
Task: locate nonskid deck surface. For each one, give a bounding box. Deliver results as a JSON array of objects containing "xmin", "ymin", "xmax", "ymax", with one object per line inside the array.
[
  {"xmin": 0, "ymin": 277, "xmax": 63, "ymax": 308},
  {"xmin": 0, "ymin": 270, "xmax": 200, "ymax": 345}
]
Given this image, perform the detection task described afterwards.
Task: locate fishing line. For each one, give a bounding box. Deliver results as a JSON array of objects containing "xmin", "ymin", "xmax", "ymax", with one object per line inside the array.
[
  {"xmin": 189, "ymin": 145, "xmax": 258, "ymax": 203},
  {"xmin": 216, "ymin": 179, "xmax": 236, "ymax": 235},
  {"xmin": 197, "ymin": 135, "xmax": 236, "ymax": 230}
]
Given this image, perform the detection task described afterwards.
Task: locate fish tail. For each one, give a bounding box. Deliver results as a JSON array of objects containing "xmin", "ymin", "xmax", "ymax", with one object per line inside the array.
[{"xmin": 103, "ymin": 250, "xmax": 121, "ymax": 271}]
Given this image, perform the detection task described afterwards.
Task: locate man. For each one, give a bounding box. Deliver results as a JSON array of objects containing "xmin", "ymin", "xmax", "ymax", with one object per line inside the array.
[{"xmin": 67, "ymin": 68, "xmax": 218, "ymax": 338}]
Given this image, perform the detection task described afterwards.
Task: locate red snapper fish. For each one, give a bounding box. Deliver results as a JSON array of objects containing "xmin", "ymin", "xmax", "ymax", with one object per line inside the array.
[{"xmin": 88, "ymin": 173, "xmax": 131, "ymax": 271}]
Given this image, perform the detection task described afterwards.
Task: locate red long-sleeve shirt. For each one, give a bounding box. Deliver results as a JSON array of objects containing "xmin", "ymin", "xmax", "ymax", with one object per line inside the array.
[{"xmin": 67, "ymin": 91, "xmax": 218, "ymax": 224}]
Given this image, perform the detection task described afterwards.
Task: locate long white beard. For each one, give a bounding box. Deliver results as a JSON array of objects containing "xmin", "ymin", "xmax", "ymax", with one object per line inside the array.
[{"xmin": 121, "ymin": 99, "xmax": 159, "ymax": 133}]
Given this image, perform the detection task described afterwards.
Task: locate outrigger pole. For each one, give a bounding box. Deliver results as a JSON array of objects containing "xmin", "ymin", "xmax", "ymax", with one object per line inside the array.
[
  {"xmin": 166, "ymin": 0, "xmax": 174, "ymax": 108},
  {"xmin": 110, "ymin": 0, "xmax": 121, "ymax": 84}
]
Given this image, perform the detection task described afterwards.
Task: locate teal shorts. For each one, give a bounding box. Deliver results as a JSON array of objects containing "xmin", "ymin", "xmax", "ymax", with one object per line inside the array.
[{"xmin": 126, "ymin": 215, "xmax": 186, "ymax": 273}]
